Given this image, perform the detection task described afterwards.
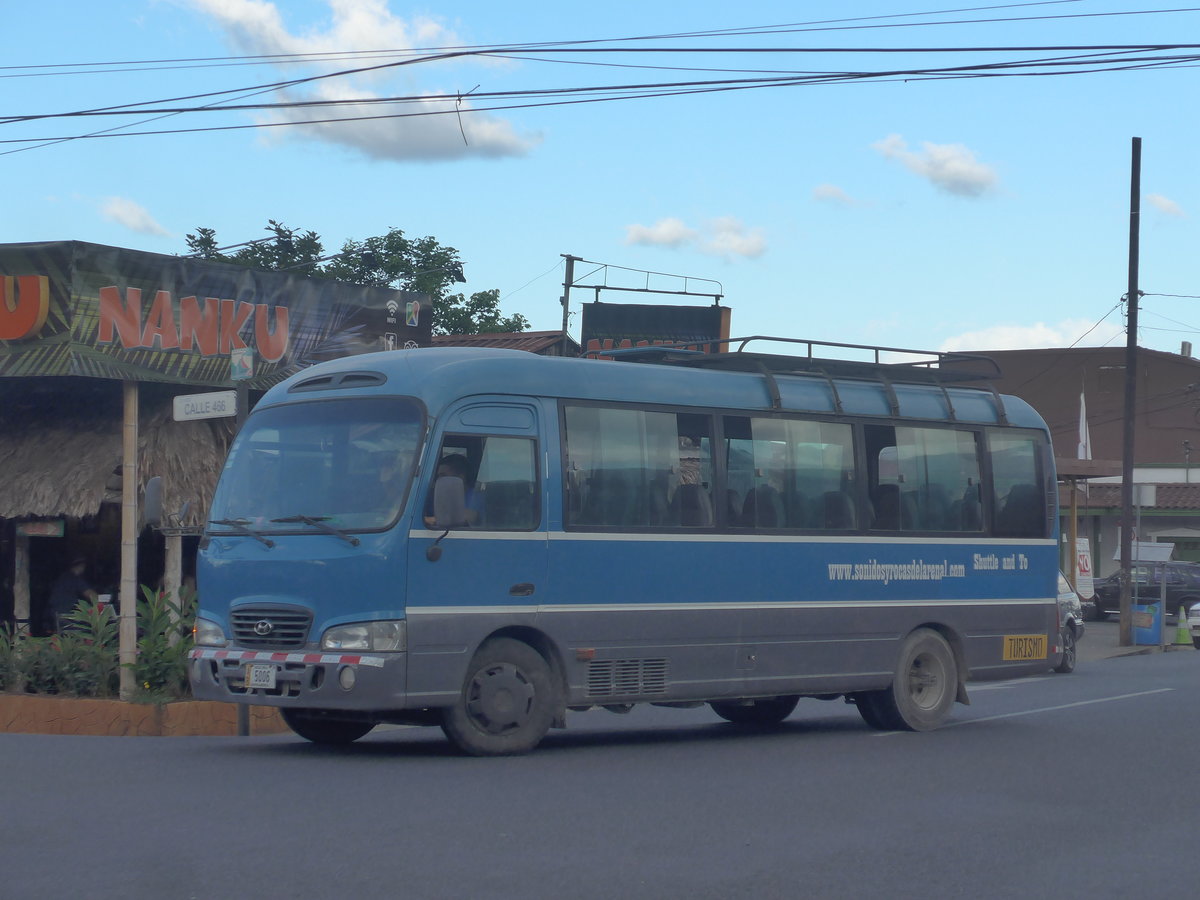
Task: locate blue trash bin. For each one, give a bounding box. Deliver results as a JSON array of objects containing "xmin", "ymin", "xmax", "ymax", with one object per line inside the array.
[{"xmin": 1133, "ymin": 602, "xmax": 1162, "ymax": 645}]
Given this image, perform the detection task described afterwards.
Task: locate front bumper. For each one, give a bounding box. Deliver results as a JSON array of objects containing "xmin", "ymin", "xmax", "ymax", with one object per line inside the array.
[{"xmin": 188, "ymin": 647, "xmax": 408, "ymax": 710}]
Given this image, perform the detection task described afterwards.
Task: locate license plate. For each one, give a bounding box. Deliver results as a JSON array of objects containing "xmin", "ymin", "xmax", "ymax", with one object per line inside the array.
[
  {"xmin": 1002, "ymin": 634, "xmax": 1048, "ymax": 661},
  {"xmin": 246, "ymin": 663, "xmax": 277, "ymax": 689}
]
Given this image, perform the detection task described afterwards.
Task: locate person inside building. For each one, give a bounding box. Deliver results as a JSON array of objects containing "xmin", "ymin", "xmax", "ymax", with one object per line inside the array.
[{"xmin": 47, "ymin": 556, "xmax": 99, "ymax": 632}]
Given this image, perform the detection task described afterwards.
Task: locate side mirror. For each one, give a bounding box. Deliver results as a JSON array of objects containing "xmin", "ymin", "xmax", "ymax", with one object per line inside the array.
[
  {"xmin": 433, "ymin": 475, "xmax": 468, "ymax": 528},
  {"xmin": 145, "ymin": 476, "xmax": 163, "ymax": 528}
]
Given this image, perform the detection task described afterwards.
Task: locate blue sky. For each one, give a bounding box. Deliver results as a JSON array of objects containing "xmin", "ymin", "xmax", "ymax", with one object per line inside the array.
[{"xmin": 5, "ymin": 1, "xmax": 1198, "ymax": 355}]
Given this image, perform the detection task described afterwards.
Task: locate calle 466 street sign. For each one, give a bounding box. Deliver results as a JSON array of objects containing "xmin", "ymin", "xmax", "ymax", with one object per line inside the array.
[{"xmin": 173, "ymin": 390, "xmax": 237, "ymax": 422}]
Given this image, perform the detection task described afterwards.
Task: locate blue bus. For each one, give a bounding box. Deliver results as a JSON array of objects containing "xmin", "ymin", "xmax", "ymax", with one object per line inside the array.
[{"xmin": 189, "ymin": 339, "xmax": 1060, "ymax": 754}]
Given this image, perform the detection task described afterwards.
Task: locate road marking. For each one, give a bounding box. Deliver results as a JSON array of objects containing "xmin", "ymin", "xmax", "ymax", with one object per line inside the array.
[
  {"xmin": 873, "ymin": 688, "xmax": 1174, "ymax": 734},
  {"xmin": 969, "ymin": 677, "xmax": 1052, "ymax": 692},
  {"xmin": 950, "ymin": 689, "xmax": 1175, "ymax": 726}
]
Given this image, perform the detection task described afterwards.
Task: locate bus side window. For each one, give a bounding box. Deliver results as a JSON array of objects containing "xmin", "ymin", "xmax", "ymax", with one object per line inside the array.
[
  {"xmin": 563, "ymin": 406, "xmax": 713, "ymax": 530},
  {"xmin": 867, "ymin": 425, "xmax": 982, "ymax": 533},
  {"xmin": 475, "ymin": 436, "xmax": 540, "ymax": 530},
  {"xmin": 989, "ymin": 433, "xmax": 1046, "ymax": 538},
  {"xmin": 726, "ymin": 414, "xmax": 854, "ymax": 531}
]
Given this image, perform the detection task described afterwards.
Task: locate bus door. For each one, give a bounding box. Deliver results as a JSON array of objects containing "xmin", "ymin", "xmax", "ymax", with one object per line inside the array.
[{"xmin": 404, "ymin": 400, "xmax": 548, "ymax": 701}]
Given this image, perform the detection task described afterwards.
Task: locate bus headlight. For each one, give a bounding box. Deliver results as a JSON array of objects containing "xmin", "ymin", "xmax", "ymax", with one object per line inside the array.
[
  {"xmin": 321, "ymin": 620, "xmax": 407, "ymax": 652},
  {"xmin": 193, "ymin": 617, "xmax": 227, "ymax": 647}
]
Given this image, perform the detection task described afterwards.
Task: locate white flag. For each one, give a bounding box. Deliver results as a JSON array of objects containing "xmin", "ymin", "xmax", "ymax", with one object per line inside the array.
[{"xmin": 1077, "ymin": 391, "xmax": 1092, "ymax": 460}]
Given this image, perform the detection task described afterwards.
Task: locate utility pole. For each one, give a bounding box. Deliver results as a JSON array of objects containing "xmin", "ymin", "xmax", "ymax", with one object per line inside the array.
[
  {"xmin": 1118, "ymin": 136, "xmax": 1142, "ymax": 647},
  {"xmin": 560, "ymin": 254, "xmax": 580, "ymax": 357}
]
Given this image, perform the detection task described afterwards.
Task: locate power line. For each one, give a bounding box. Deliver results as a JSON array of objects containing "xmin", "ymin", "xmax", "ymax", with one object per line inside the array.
[
  {"xmin": 3, "ymin": 2, "xmax": 1189, "ymax": 79},
  {"xmin": 4, "ymin": 47, "xmax": 1198, "ymax": 149}
]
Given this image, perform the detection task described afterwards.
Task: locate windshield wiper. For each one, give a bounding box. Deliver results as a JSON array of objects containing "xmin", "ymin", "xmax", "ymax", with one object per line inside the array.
[
  {"xmin": 270, "ymin": 514, "xmax": 360, "ymax": 546},
  {"xmin": 209, "ymin": 518, "xmax": 275, "ymax": 547}
]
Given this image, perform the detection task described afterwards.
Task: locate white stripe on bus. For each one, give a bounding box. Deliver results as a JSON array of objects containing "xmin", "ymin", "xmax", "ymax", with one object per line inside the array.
[
  {"xmin": 404, "ymin": 597, "xmax": 1056, "ymax": 616},
  {"xmin": 411, "ymin": 529, "xmax": 1056, "ymax": 547}
]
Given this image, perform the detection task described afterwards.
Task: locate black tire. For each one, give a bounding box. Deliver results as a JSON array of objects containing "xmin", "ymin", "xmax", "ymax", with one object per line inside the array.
[
  {"xmin": 281, "ymin": 708, "xmax": 374, "ymax": 745},
  {"xmin": 854, "ymin": 692, "xmax": 893, "ymax": 730},
  {"xmin": 855, "ymin": 628, "xmax": 958, "ymax": 731},
  {"xmin": 709, "ymin": 695, "xmax": 800, "ymax": 725},
  {"xmin": 1053, "ymin": 626, "xmax": 1077, "ymax": 674},
  {"xmin": 440, "ymin": 637, "xmax": 557, "ymax": 756},
  {"xmin": 1193, "ymin": 637, "xmax": 1200, "ymax": 650}
]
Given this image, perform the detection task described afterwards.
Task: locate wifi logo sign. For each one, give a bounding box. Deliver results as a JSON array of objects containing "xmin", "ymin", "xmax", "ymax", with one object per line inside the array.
[{"xmin": 385, "ymin": 299, "xmax": 400, "ymax": 318}]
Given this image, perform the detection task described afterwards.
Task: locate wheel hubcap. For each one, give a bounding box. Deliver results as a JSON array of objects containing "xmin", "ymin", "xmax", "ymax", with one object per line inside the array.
[
  {"xmin": 906, "ymin": 651, "xmax": 947, "ymax": 711},
  {"xmin": 465, "ymin": 662, "xmax": 535, "ymax": 735}
]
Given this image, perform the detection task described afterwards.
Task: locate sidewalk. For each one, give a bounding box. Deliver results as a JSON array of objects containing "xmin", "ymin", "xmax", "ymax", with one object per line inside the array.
[{"xmin": 1077, "ymin": 619, "xmax": 1195, "ymax": 664}]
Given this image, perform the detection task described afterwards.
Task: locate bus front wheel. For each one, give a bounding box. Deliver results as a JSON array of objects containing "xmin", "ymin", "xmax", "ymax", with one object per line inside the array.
[
  {"xmin": 855, "ymin": 628, "xmax": 957, "ymax": 732},
  {"xmin": 441, "ymin": 637, "xmax": 557, "ymax": 756},
  {"xmin": 281, "ymin": 708, "xmax": 375, "ymax": 744},
  {"xmin": 710, "ymin": 695, "xmax": 800, "ymax": 725}
]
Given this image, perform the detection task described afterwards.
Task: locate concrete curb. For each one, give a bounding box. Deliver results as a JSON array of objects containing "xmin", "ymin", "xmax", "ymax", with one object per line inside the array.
[{"xmin": 0, "ymin": 694, "xmax": 288, "ymax": 737}]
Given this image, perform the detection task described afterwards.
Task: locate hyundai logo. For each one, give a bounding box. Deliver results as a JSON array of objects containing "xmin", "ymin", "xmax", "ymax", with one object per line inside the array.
[{"xmin": 253, "ymin": 620, "xmax": 274, "ymax": 636}]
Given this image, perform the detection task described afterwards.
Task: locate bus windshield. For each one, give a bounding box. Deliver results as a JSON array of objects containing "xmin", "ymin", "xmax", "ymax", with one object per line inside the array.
[{"xmin": 209, "ymin": 397, "xmax": 423, "ymax": 533}]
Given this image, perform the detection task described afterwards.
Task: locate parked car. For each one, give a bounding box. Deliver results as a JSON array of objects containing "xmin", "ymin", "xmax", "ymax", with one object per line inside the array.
[
  {"xmin": 1053, "ymin": 571, "xmax": 1086, "ymax": 674},
  {"xmin": 1092, "ymin": 562, "xmax": 1200, "ymax": 621},
  {"xmin": 1187, "ymin": 601, "xmax": 1200, "ymax": 649}
]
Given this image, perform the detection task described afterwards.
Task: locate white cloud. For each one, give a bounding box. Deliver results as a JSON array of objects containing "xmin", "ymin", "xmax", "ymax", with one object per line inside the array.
[
  {"xmin": 624, "ymin": 216, "xmax": 765, "ymax": 259},
  {"xmin": 812, "ymin": 183, "xmax": 856, "ymax": 205},
  {"xmin": 624, "ymin": 217, "xmax": 697, "ymax": 248},
  {"xmin": 100, "ymin": 197, "xmax": 170, "ymax": 236},
  {"xmin": 700, "ymin": 217, "xmax": 766, "ymax": 259},
  {"xmin": 1147, "ymin": 193, "xmax": 1185, "ymax": 217},
  {"xmin": 186, "ymin": 0, "xmax": 540, "ymax": 161},
  {"xmin": 939, "ymin": 319, "xmax": 1124, "ymax": 352},
  {"xmin": 873, "ymin": 134, "xmax": 998, "ymax": 197}
]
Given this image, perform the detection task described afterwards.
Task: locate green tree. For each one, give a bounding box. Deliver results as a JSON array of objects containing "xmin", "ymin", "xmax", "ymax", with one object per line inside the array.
[
  {"xmin": 184, "ymin": 222, "xmax": 527, "ymax": 336},
  {"xmin": 437, "ymin": 289, "xmax": 530, "ymax": 335}
]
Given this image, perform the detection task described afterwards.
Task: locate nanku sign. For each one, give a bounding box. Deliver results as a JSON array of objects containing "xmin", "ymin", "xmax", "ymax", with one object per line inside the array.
[
  {"xmin": 0, "ymin": 274, "xmax": 49, "ymax": 341},
  {"xmin": 97, "ymin": 286, "xmax": 290, "ymax": 362},
  {"xmin": 0, "ymin": 241, "xmax": 431, "ymax": 387}
]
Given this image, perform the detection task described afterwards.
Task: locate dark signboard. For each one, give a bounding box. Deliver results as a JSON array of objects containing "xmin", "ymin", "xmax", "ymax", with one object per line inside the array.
[
  {"xmin": 580, "ymin": 301, "xmax": 731, "ymax": 357},
  {"xmin": 0, "ymin": 241, "xmax": 432, "ymax": 388}
]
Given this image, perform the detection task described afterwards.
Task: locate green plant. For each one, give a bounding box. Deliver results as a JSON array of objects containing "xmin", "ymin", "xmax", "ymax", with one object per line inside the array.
[
  {"xmin": 0, "ymin": 626, "xmax": 17, "ymax": 692},
  {"xmin": 59, "ymin": 599, "xmax": 120, "ymax": 697},
  {"xmin": 0, "ymin": 599, "xmax": 121, "ymax": 697},
  {"xmin": 132, "ymin": 584, "xmax": 197, "ymax": 701},
  {"xmin": 16, "ymin": 636, "xmax": 69, "ymax": 694},
  {"xmin": 1, "ymin": 588, "xmax": 197, "ymax": 701}
]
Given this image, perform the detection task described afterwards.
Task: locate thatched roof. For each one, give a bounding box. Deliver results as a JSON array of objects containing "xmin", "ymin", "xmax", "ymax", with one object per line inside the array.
[{"xmin": 0, "ymin": 378, "xmax": 233, "ymax": 525}]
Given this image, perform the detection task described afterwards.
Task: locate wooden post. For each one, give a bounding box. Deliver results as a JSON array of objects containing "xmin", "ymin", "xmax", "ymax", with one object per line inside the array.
[
  {"xmin": 164, "ymin": 532, "xmax": 182, "ymax": 644},
  {"xmin": 119, "ymin": 381, "xmax": 139, "ymax": 700},
  {"xmin": 1068, "ymin": 479, "xmax": 1079, "ymax": 589},
  {"xmin": 13, "ymin": 531, "xmax": 30, "ymax": 636}
]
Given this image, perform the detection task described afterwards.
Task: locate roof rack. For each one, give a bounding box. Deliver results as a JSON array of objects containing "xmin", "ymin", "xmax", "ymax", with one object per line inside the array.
[
  {"xmin": 599, "ymin": 336, "xmax": 1006, "ymax": 421},
  {"xmin": 600, "ymin": 336, "xmax": 1002, "ymax": 383}
]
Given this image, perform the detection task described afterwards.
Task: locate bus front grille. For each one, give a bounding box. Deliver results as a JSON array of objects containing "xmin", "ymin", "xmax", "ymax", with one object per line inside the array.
[
  {"xmin": 586, "ymin": 658, "xmax": 668, "ymax": 698},
  {"xmin": 230, "ymin": 606, "xmax": 312, "ymax": 648}
]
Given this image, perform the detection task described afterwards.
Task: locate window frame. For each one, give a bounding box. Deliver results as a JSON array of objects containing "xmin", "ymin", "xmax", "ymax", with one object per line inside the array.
[
  {"xmin": 425, "ymin": 432, "xmax": 542, "ymax": 532},
  {"xmin": 558, "ymin": 398, "xmax": 1052, "ymax": 538}
]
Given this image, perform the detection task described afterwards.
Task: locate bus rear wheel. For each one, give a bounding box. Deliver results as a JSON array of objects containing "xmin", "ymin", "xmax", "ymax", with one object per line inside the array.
[
  {"xmin": 710, "ymin": 695, "xmax": 800, "ymax": 725},
  {"xmin": 855, "ymin": 628, "xmax": 957, "ymax": 732},
  {"xmin": 441, "ymin": 637, "xmax": 556, "ymax": 756},
  {"xmin": 282, "ymin": 708, "xmax": 375, "ymax": 744}
]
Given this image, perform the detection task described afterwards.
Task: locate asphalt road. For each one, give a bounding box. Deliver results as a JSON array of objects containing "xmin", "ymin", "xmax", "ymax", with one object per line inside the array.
[{"xmin": 2, "ymin": 648, "xmax": 1196, "ymax": 900}]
